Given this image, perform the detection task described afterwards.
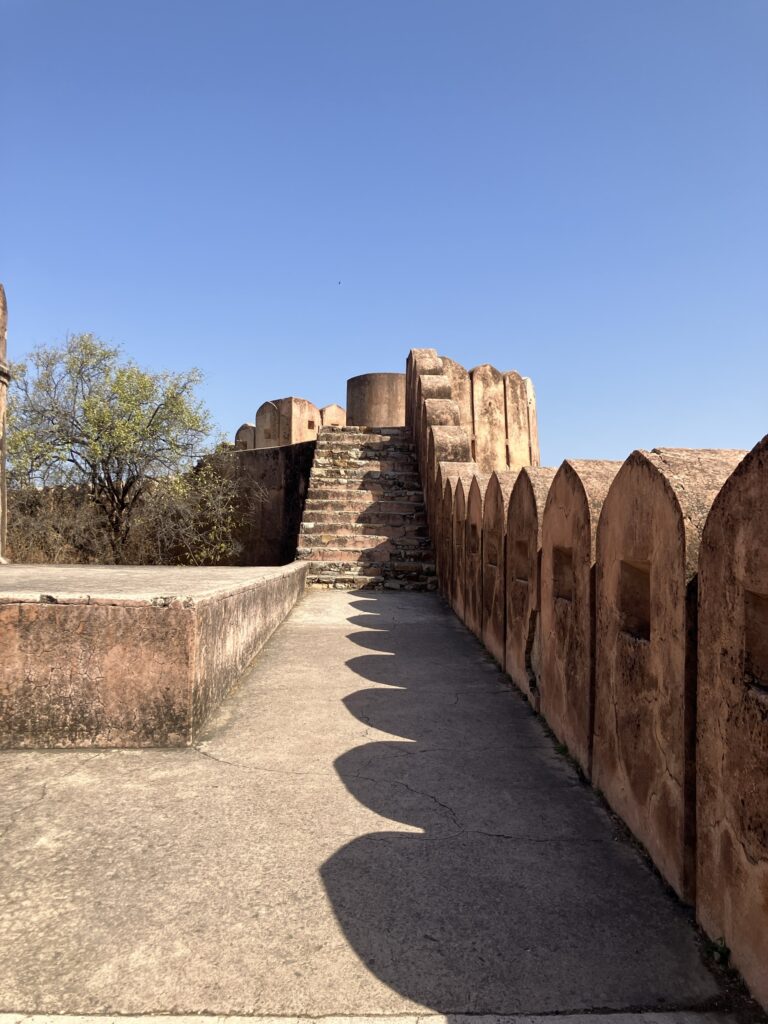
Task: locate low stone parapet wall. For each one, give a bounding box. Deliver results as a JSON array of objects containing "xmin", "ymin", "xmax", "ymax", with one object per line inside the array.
[{"xmin": 0, "ymin": 563, "xmax": 307, "ymax": 748}]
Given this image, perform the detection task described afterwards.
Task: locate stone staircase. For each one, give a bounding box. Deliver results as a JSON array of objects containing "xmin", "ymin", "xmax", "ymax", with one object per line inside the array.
[{"xmin": 297, "ymin": 426, "xmax": 436, "ymax": 590}]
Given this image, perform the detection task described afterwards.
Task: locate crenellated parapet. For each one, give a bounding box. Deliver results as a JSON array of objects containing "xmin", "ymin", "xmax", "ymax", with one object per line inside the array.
[{"xmin": 408, "ymin": 338, "xmax": 767, "ymax": 1008}]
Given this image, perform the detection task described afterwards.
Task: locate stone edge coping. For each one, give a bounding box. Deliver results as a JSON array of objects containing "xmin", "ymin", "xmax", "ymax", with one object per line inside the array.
[
  {"xmin": 0, "ymin": 1014, "xmax": 736, "ymax": 1024},
  {"xmin": 0, "ymin": 562, "xmax": 307, "ymax": 608}
]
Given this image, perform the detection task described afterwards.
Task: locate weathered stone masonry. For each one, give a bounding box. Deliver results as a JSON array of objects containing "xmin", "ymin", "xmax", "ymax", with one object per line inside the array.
[
  {"xmin": 0, "ymin": 279, "xmax": 766, "ymax": 1007},
  {"xmin": 407, "ymin": 346, "xmax": 766, "ymax": 1009}
]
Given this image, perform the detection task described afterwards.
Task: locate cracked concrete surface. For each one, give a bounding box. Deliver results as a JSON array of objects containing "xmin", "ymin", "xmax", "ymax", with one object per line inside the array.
[{"xmin": 0, "ymin": 592, "xmax": 728, "ymax": 1016}]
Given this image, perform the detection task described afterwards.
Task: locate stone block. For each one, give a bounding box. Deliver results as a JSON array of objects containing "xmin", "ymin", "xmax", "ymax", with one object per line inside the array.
[
  {"xmin": 505, "ymin": 467, "xmax": 556, "ymax": 708},
  {"xmin": 593, "ymin": 448, "xmax": 745, "ymax": 899},
  {"xmin": 481, "ymin": 470, "xmax": 519, "ymax": 667},
  {"xmin": 539, "ymin": 460, "xmax": 621, "ymax": 776},
  {"xmin": 0, "ymin": 563, "xmax": 307, "ymax": 748},
  {"xmin": 696, "ymin": 435, "xmax": 768, "ymax": 1008}
]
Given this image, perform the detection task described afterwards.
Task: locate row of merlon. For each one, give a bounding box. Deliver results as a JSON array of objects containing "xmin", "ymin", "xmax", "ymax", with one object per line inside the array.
[{"xmin": 406, "ymin": 347, "xmax": 767, "ymax": 1011}]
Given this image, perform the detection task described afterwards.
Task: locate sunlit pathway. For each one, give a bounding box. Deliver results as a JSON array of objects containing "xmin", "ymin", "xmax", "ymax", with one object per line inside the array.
[{"xmin": 0, "ymin": 592, "xmax": 729, "ymax": 1018}]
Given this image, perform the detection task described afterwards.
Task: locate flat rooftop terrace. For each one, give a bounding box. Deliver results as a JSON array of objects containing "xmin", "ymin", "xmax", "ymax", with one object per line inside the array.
[
  {"xmin": 0, "ymin": 564, "xmax": 293, "ymax": 603},
  {"xmin": 0, "ymin": 562, "xmax": 307, "ymax": 748}
]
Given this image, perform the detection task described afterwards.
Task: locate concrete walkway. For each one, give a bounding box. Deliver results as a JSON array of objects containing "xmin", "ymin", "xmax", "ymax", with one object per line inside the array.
[{"xmin": 0, "ymin": 592, "xmax": 735, "ymax": 1018}]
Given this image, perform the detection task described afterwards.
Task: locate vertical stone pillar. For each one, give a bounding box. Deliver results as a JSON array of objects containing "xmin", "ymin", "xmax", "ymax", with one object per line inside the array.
[{"xmin": 0, "ymin": 284, "xmax": 8, "ymax": 561}]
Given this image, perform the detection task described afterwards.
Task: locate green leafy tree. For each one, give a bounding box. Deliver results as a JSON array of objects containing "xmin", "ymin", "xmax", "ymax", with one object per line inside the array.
[{"xmin": 8, "ymin": 333, "xmax": 213, "ymax": 562}]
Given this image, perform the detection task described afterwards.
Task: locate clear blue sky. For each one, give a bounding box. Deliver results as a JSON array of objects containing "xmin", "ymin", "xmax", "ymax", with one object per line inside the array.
[{"xmin": 2, "ymin": 0, "xmax": 766, "ymax": 465}]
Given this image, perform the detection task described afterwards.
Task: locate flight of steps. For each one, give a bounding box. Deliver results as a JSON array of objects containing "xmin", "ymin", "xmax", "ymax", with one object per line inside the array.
[{"xmin": 297, "ymin": 426, "xmax": 436, "ymax": 590}]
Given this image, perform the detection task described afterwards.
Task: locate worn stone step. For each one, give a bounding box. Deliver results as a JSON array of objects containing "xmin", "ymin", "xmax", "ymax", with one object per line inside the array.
[
  {"xmin": 318, "ymin": 430, "xmax": 410, "ymax": 443},
  {"xmin": 302, "ymin": 498, "xmax": 425, "ymax": 514},
  {"xmin": 300, "ymin": 521, "xmax": 430, "ymax": 538},
  {"xmin": 314, "ymin": 438, "xmax": 414, "ymax": 447},
  {"xmin": 305, "ymin": 487, "xmax": 425, "ymax": 502},
  {"xmin": 303, "ymin": 516, "xmax": 434, "ymax": 532},
  {"xmin": 301, "ymin": 509, "xmax": 428, "ymax": 527},
  {"xmin": 299, "ymin": 534, "xmax": 433, "ymax": 553},
  {"xmin": 301, "ymin": 546, "xmax": 435, "ymax": 563},
  {"xmin": 308, "ymin": 577, "xmax": 437, "ymax": 591},
  {"xmin": 306, "ymin": 565, "xmax": 383, "ymax": 579},
  {"xmin": 309, "ymin": 460, "xmax": 417, "ymax": 471},
  {"xmin": 313, "ymin": 450, "xmax": 415, "ymax": 461},
  {"xmin": 310, "ymin": 464, "xmax": 421, "ymax": 476}
]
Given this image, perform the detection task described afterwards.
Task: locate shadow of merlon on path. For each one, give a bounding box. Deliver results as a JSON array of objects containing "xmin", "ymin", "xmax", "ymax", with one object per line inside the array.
[{"xmin": 321, "ymin": 592, "xmax": 721, "ymax": 1015}]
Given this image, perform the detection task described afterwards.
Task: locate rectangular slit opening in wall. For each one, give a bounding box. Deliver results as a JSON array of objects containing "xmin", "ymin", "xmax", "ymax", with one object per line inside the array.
[
  {"xmin": 513, "ymin": 540, "xmax": 529, "ymax": 582},
  {"xmin": 469, "ymin": 524, "xmax": 481, "ymax": 557},
  {"xmin": 619, "ymin": 559, "xmax": 651, "ymax": 641},
  {"xmin": 553, "ymin": 546, "xmax": 574, "ymax": 602},
  {"xmin": 744, "ymin": 589, "xmax": 768, "ymax": 694},
  {"xmin": 308, "ymin": 420, "xmax": 315, "ymax": 430}
]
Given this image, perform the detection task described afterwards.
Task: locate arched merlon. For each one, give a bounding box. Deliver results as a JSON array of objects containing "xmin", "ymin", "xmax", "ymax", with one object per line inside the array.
[
  {"xmin": 696, "ymin": 435, "xmax": 768, "ymax": 1008},
  {"xmin": 464, "ymin": 473, "xmax": 492, "ymax": 639},
  {"xmin": 320, "ymin": 404, "xmax": 346, "ymax": 427},
  {"xmin": 255, "ymin": 397, "xmax": 321, "ymax": 449},
  {"xmin": 234, "ymin": 423, "xmax": 257, "ymax": 451},
  {"xmin": 434, "ymin": 461, "xmax": 476, "ymax": 596},
  {"xmin": 481, "ymin": 470, "xmax": 520, "ymax": 668},
  {"xmin": 346, "ymin": 373, "xmax": 406, "ymax": 428},
  {"xmin": 422, "ymin": 400, "xmax": 461, "ymax": 501},
  {"xmin": 416, "ymin": 375, "xmax": 453, "ymax": 479},
  {"xmin": 504, "ymin": 371, "xmax": 540, "ymax": 469},
  {"xmin": 470, "ymin": 365, "xmax": 506, "ymax": 473},
  {"xmin": 440, "ymin": 356, "xmax": 472, "ymax": 427},
  {"xmin": 406, "ymin": 348, "xmax": 442, "ymax": 430},
  {"xmin": 539, "ymin": 460, "xmax": 621, "ymax": 778},
  {"xmin": 425, "ymin": 424, "xmax": 472, "ymax": 537},
  {"xmin": 593, "ymin": 447, "xmax": 746, "ymax": 901},
  {"xmin": 505, "ymin": 467, "xmax": 557, "ymax": 709},
  {"xmin": 451, "ymin": 477, "xmax": 470, "ymax": 621}
]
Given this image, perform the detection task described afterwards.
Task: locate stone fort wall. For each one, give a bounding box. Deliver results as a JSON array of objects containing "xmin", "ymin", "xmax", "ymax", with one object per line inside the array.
[{"xmin": 407, "ymin": 346, "xmax": 767, "ymax": 1009}]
